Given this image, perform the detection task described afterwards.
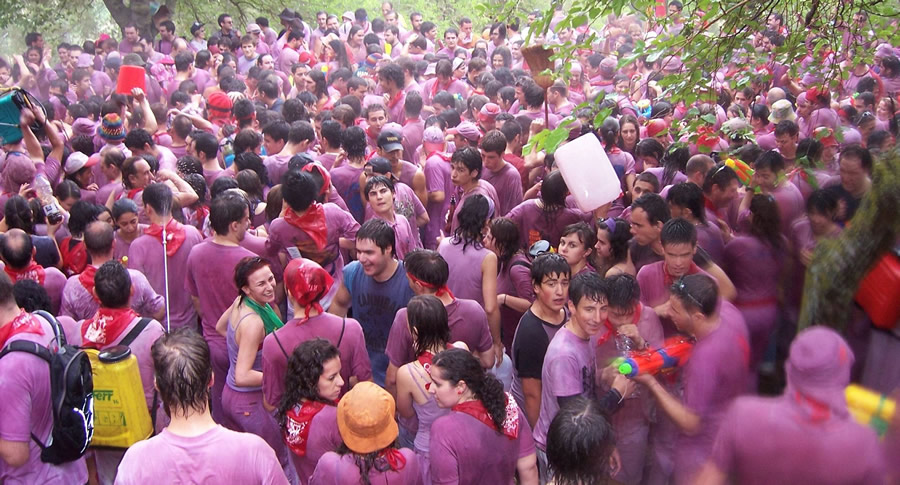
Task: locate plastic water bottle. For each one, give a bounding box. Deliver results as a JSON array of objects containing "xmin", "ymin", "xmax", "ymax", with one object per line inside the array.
[{"xmin": 33, "ymin": 173, "xmax": 63, "ymax": 225}]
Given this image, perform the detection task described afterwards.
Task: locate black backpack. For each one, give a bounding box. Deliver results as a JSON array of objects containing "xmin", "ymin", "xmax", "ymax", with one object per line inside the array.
[{"xmin": 0, "ymin": 310, "xmax": 94, "ymax": 465}]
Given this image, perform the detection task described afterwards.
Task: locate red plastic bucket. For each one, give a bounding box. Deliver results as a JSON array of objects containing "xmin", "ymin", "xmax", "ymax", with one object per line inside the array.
[{"xmin": 116, "ymin": 65, "xmax": 146, "ymax": 95}]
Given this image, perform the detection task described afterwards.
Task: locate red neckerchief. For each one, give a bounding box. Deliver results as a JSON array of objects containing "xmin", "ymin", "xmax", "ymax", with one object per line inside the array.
[
  {"xmin": 127, "ymin": 187, "xmax": 143, "ymax": 200},
  {"xmin": 406, "ymin": 273, "xmax": 454, "ymax": 298},
  {"xmin": 792, "ymin": 390, "xmax": 832, "ymax": 423},
  {"xmin": 703, "ymin": 196, "xmax": 718, "ymax": 214},
  {"xmin": 378, "ymin": 448, "xmax": 407, "ymax": 471},
  {"xmin": 417, "ymin": 351, "xmax": 436, "ymax": 391},
  {"xmin": 79, "ymin": 265, "xmax": 99, "ymax": 302},
  {"xmin": 144, "ymin": 219, "xmax": 187, "ymax": 256},
  {"xmin": 431, "ymin": 77, "xmax": 453, "ymax": 98},
  {"xmin": 386, "ymin": 90, "xmax": 405, "ymax": 110},
  {"xmin": 81, "ymin": 307, "xmax": 139, "ymax": 349},
  {"xmin": 591, "ymin": 78, "xmax": 613, "ymax": 87},
  {"xmin": 597, "ymin": 304, "xmax": 643, "ymax": 347},
  {"xmin": 192, "ymin": 205, "xmax": 210, "ymax": 229},
  {"xmin": 452, "ymin": 392, "xmax": 520, "ymax": 440},
  {"xmin": 283, "ymin": 204, "xmax": 328, "ymax": 250},
  {"xmin": 4, "ymin": 261, "xmax": 45, "ymax": 285},
  {"xmin": 663, "ymin": 262, "xmax": 701, "ymax": 288},
  {"xmin": 60, "ymin": 237, "xmax": 88, "ymax": 276},
  {"xmin": 0, "ymin": 311, "xmax": 45, "ymax": 349},
  {"xmin": 284, "ymin": 400, "xmax": 330, "ymax": 456},
  {"xmin": 427, "ymin": 150, "xmax": 451, "ymax": 162}
]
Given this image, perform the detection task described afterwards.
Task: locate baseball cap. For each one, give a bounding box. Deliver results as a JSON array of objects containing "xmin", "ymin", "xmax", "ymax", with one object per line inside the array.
[
  {"xmin": 478, "ymin": 103, "xmax": 501, "ymax": 121},
  {"xmin": 76, "ymin": 53, "xmax": 94, "ymax": 68},
  {"xmin": 424, "ymin": 63, "xmax": 437, "ymax": 76},
  {"xmin": 447, "ymin": 121, "xmax": 482, "ymax": 143},
  {"xmin": 64, "ymin": 152, "xmax": 99, "ymax": 175},
  {"xmin": 377, "ymin": 131, "xmax": 403, "ymax": 152},
  {"xmin": 337, "ymin": 382, "xmax": 399, "ymax": 454},
  {"xmin": 190, "ymin": 21, "xmax": 205, "ymax": 35},
  {"xmin": 423, "ymin": 126, "xmax": 445, "ymax": 146},
  {"xmin": 365, "ymin": 156, "xmax": 393, "ymax": 176},
  {"xmin": 105, "ymin": 53, "xmax": 122, "ymax": 70},
  {"xmin": 342, "ymin": 11, "xmax": 355, "ymax": 21},
  {"xmin": 246, "ymin": 23, "xmax": 261, "ymax": 34}
]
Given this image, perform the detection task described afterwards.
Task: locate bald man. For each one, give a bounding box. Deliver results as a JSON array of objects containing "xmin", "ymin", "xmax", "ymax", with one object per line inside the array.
[{"xmin": 0, "ymin": 229, "xmax": 67, "ymax": 313}]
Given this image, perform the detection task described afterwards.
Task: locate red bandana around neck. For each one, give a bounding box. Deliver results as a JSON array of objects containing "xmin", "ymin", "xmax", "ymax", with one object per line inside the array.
[
  {"xmin": 60, "ymin": 237, "xmax": 89, "ymax": 276},
  {"xmin": 126, "ymin": 187, "xmax": 143, "ymax": 200},
  {"xmin": 144, "ymin": 219, "xmax": 187, "ymax": 256},
  {"xmin": 79, "ymin": 265, "xmax": 99, "ymax": 301},
  {"xmin": 387, "ymin": 91, "xmax": 405, "ymax": 110},
  {"xmin": 4, "ymin": 261, "xmax": 46, "ymax": 285},
  {"xmin": 283, "ymin": 204, "xmax": 328, "ymax": 250},
  {"xmin": 431, "ymin": 78, "xmax": 453, "ymax": 97},
  {"xmin": 284, "ymin": 400, "xmax": 329, "ymax": 456},
  {"xmin": 427, "ymin": 150, "xmax": 451, "ymax": 162},
  {"xmin": 452, "ymin": 392, "xmax": 521, "ymax": 440},
  {"xmin": 663, "ymin": 262, "xmax": 702, "ymax": 288},
  {"xmin": 0, "ymin": 311, "xmax": 45, "ymax": 349},
  {"xmin": 81, "ymin": 307, "xmax": 139, "ymax": 349},
  {"xmin": 378, "ymin": 448, "xmax": 407, "ymax": 471}
]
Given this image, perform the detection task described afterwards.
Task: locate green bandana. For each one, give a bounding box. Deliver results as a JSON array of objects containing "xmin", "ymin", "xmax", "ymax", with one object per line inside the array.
[{"xmin": 244, "ymin": 297, "xmax": 284, "ymax": 335}]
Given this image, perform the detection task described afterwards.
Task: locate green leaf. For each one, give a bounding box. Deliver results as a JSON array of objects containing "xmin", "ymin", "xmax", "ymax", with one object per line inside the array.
[{"xmin": 700, "ymin": 114, "xmax": 718, "ymax": 125}]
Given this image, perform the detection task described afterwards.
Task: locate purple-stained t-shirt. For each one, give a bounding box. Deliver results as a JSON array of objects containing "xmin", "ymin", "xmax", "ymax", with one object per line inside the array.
[
  {"xmin": 517, "ymin": 109, "xmax": 562, "ymax": 129},
  {"xmin": 497, "ymin": 253, "xmax": 534, "ymax": 352},
  {"xmin": 423, "ymin": 153, "xmax": 453, "ymax": 249},
  {"xmin": 261, "ymin": 313, "xmax": 372, "ymax": 407},
  {"xmin": 115, "ymin": 426, "xmax": 288, "ymax": 485},
  {"xmin": 330, "ymin": 163, "xmax": 366, "ymax": 222},
  {"xmin": 371, "ymin": 212, "xmax": 420, "ymax": 260},
  {"xmin": 401, "ymin": 119, "xmax": 425, "ymax": 163},
  {"xmin": 310, "ymin": 447, "xmax": 419, "ymax": 485},
  {"xmin": 386, "ymin": 298, "xmax": 493, "ymax": 367},
  {"xmin": 265, "ymin": 203, "xmax": 359, "ymax": 290},
  {"xmin": 421, "ymin": 78, "xmax": 470, "ymax": 105},
  {"xmin": 695, "ymin": 221, "xmax": 725, "ymax": 266},
  {"xmin": 636, "ymin": 261, "xmax": 713, "ymax": 310},
  {"xmin": 645, "ymin": 167, "xmax": 688, "ymax": 188},
  {"xmin": 533, "ymin": 326, "xmax": 598, "ymax": 449},
  {"xmin": 430, "ymin": 406, "xmax": 535, "ymax": 485},
  {"xmin": 771, "ymin": 181, "xmax": 805, "ymax": 235},
  {"xmin": 25, "ymin": 265, "xmax": 67, "ymax": 315},
  {"xmin": 392, "ymin": 161, "xmax": 420, "ymax": 190},
  {"xmin": 675, "ymin": 312, "xmax": 749, "ymax": 484},
  {"xmin": 263, "ymin": 153, "xmax": 292, "ymax": 186},
  {"xmin": 90, "ymin": 70, "xmax": 114, "ymax": 98},
  {"xmin": 722, "ymin": 236, "xmax": 781, "ymax": 307},
  {"xmin": 364, "ymin": 181, "xmax": 426, "ymax": 248},
  {"xmin": 128, "ymin": 223, "xmax": 204, "ymax": 329},
  {"xmin": 482, "ymin": 162, "xmax": 524, "ymax": 217},
  {"xmin": 185, "ymin": 241, "xmax": 258, "ymax": 353},
  {"xmin": 61, "ymin": 267, "xmax": 164, "ymax": 321},
  {"xmin": 505, "ymin": 199, "xmax": 592, "ymax": 248},
  {"xmin": 114, "ymin": 225, "xmax": 147, "ymax": 264},
  {"xmin": 95, "ymin": 181, "xmax": 124, "ymax": 207},
  {"xmin": 438, "ymin": 237, "xmax": 491, "ymax": 307},
  {"xmin": 203, "ymin": 167, "xmax": 227, "ymax": 188},
  {"xmin": 710, "ymin": 395, "xmax": 885, "ymax": 485},
  {"xmin": 608, "ymin": 148, "xmax": 637, "ymax": 176},
  {"xmin": 291, "ymin": 404, "xmax": 342, "ymax": 485},
  {"xmin": 0, "ymin": 314, "xmax": 89, "ymax": 484},
  {"xmin": 315, "ymin": 152, "xmax": 339, "ymax": 171},
  {"xmin": 450, "ymin": 181, "xmax": 501, "ymax": 234}
]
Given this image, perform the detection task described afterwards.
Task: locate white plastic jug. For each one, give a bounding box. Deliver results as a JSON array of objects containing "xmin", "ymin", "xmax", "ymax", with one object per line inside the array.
[{"xmin": 555, "ymin": 134, "xmax": 622, "ymax": 212}]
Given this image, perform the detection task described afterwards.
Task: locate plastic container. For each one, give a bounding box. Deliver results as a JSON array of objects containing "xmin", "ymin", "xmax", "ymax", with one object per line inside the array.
[
  {"xmin": 618, "ymin": 336, "xmax": 694, "ymax": 378},
  {"xmin": 33, "ymin": 173, "xmax": 63, "ymax": 225},
  {"xmin": 116, "ymin": 65, "xmax": 147, "ymax": 95},
  {"xmin": 555, "ymin": 133, "xmax": 622, "ymax": 212},
  {"xmin": 846, "ymin": 384, "xmax": 895, "ymax": 437},
  {"xmin": 87, "ymin": 345, "xmax": 153, "ymax": 448}
]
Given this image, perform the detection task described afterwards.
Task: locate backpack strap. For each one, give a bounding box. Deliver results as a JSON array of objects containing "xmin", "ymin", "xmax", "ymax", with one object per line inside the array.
[
  {"xmin": 0, "ymin": 340, "xmax": 55, "ymax": 451},
  {"xmin": 510, "ymin": 260, "xmax": 532, "ymax": 270},
  {"xmin": 272, "ymin": 328, "xmax": 290, "ymax": 360},
  {"xmin": 119, "ymin": 318, "xmax": 153, "ymax": 348},
  {"xmin": 337, "ymin": 317, "xmax": 346, "ymax": 347},
  {"xmin": 32, "ymin": 310, "xmax": 65, "ymax": 347}
]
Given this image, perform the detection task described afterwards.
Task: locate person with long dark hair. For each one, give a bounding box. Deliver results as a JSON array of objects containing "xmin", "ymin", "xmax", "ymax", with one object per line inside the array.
[
  {"xmin": 428, "ymin": 348, "xmax": 538, "ymax": 484},
  {"xmin": 277, "ymin": 338, "xmax": 344, "ymax": 485},
  {"xmin": 310, "ymin": 382, "xmax": 419, "ymax": 484},
  {"xmin": 598, "ymin": 118, "xmax": 636, "ymax": 197},
  {"xmin": 438, "ymin": 194, "xmax": 502, "ymax": 366},
  {"xmin": 618, "ymin": 114, "xmax": 641, "ymax": 160},
  {"xmin": 545, "ymin": 397, "xmax": 616, "ymax": 485},
  {"xmin": 723, "ymin": 194, "xmax": 784, "ymax": 375},
  {"xmin": 592, "ymin": 217, "xmax": 634, "ymax": 277},
  {"xmin": 484, "ymin": 217, "xmax": 534, "ymax": 352},
  {"xmin": 395, "ymin": 295, "xmax": 454, "ymax": 484},
  {"xmin": 506, "ymin": 170, "xmax": 592, "ymax": 248}
]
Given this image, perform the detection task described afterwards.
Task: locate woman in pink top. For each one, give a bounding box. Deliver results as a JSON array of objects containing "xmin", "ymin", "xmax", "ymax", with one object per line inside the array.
[
  {"xmin": 278, "ymin": 338, "xmax": 344, "ymax": 485},
  {"xmin": 485, "ymin": 218, "xmax": 534, "ymax": 352}
]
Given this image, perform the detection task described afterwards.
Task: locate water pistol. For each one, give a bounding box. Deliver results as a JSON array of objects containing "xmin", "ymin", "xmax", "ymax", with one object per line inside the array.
[
  {"xmin": 724, "ymin": 158, "xmax": 754, "ymax": 188},
  {"xmin": 846, "ymin": 384, "xmax": 895, "ymax": 438},
  {"xmin": 616, "ymin": 336, "xmax": 694, "ymax": 378}
]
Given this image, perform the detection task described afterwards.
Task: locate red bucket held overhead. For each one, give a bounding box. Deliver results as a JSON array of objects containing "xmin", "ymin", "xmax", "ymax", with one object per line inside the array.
[{"xmin": 116, "ymin": 65, "xmax": 146, "ymax": 95}]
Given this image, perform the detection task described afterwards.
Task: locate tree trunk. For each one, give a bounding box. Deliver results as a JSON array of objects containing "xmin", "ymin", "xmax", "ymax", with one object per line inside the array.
[{"xmin": 102, "ymin": 0, "xmax": 176, "ymax": 39}]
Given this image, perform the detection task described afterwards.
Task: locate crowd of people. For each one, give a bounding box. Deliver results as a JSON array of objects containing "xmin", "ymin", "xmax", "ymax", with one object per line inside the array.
[{"xmin": 0, "ymin": 2, "xmax": 898, "ymax": 484}]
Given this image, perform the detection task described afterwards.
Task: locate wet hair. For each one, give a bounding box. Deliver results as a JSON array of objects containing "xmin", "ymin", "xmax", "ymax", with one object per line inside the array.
[
  {"xmin": 357, "ymin": 218, "xmax": 396, "ymax": 257},
  {"xmin": 432, "ymin": 348, "xmax": 506, "ymax": 430},
  {"xmin": 112, "ymin": 198, "xmax": 138, "ymax": 221},
  {"xmin": 561, "ymin": 222, "xmax": 597, "ymax": 252},
  {"xmin": 453, "ymin": 194, "xmax": 490, "ymax": 251},
  {"xmin": 404, "ymin": 250, "xmax": 450, "ymax": 288},
  {"xmin": 236, "ymin": 169, "xmax": 264, "ymax": 201},
  {"xmin": 14, "ymin": 279, "xmax": 52, "ymax": 313},
  {"xmin": 342, "ymin": 125, "xmax": 368, "ymax": 159},
  {"xmin": 365, "ymin": 175, "xmax": 395, "ymax": 199},
  {"xmin": 598, "ymin": 117, "xmax": 620, "ymax": 148},
  {"xmin": 774, "ymin": 120, "xmax": 799, "ymax": 138},
  {"xmin": 408, "ymin": 295, "xmax": 451, "ymax": 356},
  {"xmin": 604, "ymin": 273, "xmax": 640, "ymax": 309},
  {"xmin": 54, "ymin": 179, "xmax": 82, "ymax": 203},
  {"xmin": 635, "ymin": 138, "xmax": 665, "ymax": 163},
  {"xmin": 281, "ymin": 169, "xmax": 317, "ymax": 211},
  {"xmin": 480, "ymin": 130, "xmax": 507, "ymax": 155},
  {"xmin": 631, "ymin": 193, "xmax": 670, "ymax": 225},
  {"xmin": 68, "ymin": 201, "xmax": 103, "ymax": 236},
  {"xmin": 276, "ymin": 337, "xmax": 340, "ymax": 426},
  {"xmin": 141, "ymin": 183, "xmax": 174, "ymax": 216},
  {"xmin": 540, "ymin": 170, "xmax": 569, "ymax": 212},
  {"xmin": 749, "ymin": 194, "xmax": 783, "ymax": 249},
  {"xmin": 234, "ymin": 256, "xmax": 271, "ymax": 298},
  {"xmin": 546, "ymin": 397, "xmax": 615, "ymax": 485},
  {"xmin": 488, "ymin": 218, "xmax": 521, "ymax": 271},
  {"xmin": 666, "ymin": 182, "xmax": 706, "ymax": 224},
  {"xmin": 660, "ymin": 217, "xmax": 697, "ymax": 246},
  {"xmin": 568, "ymin": 271, "xmax": 607, "ymax": 307},
  {"xmin": 596, "ymin": 218, "xmax": 630, "ymax": 266},
  {"xmin": 702, "ymin": 164, "xmax": 740, "ymax": 194},
  {"xmin": 233, "ymin": 128, "xmax": 261, "ymax": 155},
  {"xmin": 635, "ymin": 172, "xmax": 660, "ymax": 193},
  {"xmin": 670, "ymin": 273, "xmax": 718, "ymax": 316},
  {"xmin": 95, "ymin": 261, "xmax": 132, "ymax": 308},
  {"xmin": 209, "ymin": 191, "xmax": 249, "ymax": 235},
  {"xmin": 755, "ymin": 150, "xmax": 785, "ymax": 174},
  {"xmin": 531, "ymin": 253, "xmax": 571, "ymax": 286},
  {"xmin": 233, "ymin": 152, "xmax": 268, "ymax": 186},
  {"xmin": 84, "ymin": 220, "xmax": 115, "ymax": 255},
  {"xmin": 839, "ymin": 144, "xmax": 873, "ymax": 173},
  {"xmin": 806, "ymin": 188, "xmax": 837, "ymax": 214},
  {"xmin": 151, "ymin": 328, "xmax": 214, "ymax": 416},
  {"xmin": 319, "ymin": 120, "xmax": 343, "ymax": 149},
  {"xmin": 4, "ymin": 196, "xmax": 35, "ymax": 234}
]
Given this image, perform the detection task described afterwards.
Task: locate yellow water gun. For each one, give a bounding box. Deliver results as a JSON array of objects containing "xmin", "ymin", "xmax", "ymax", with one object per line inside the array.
[
  {"xmin": 723, "ymin": 158, "xmax": 754, "ymax": 187},
  {"xmin": 846, "ymin": 384, "xmax": 895, "ymax": 437}
]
